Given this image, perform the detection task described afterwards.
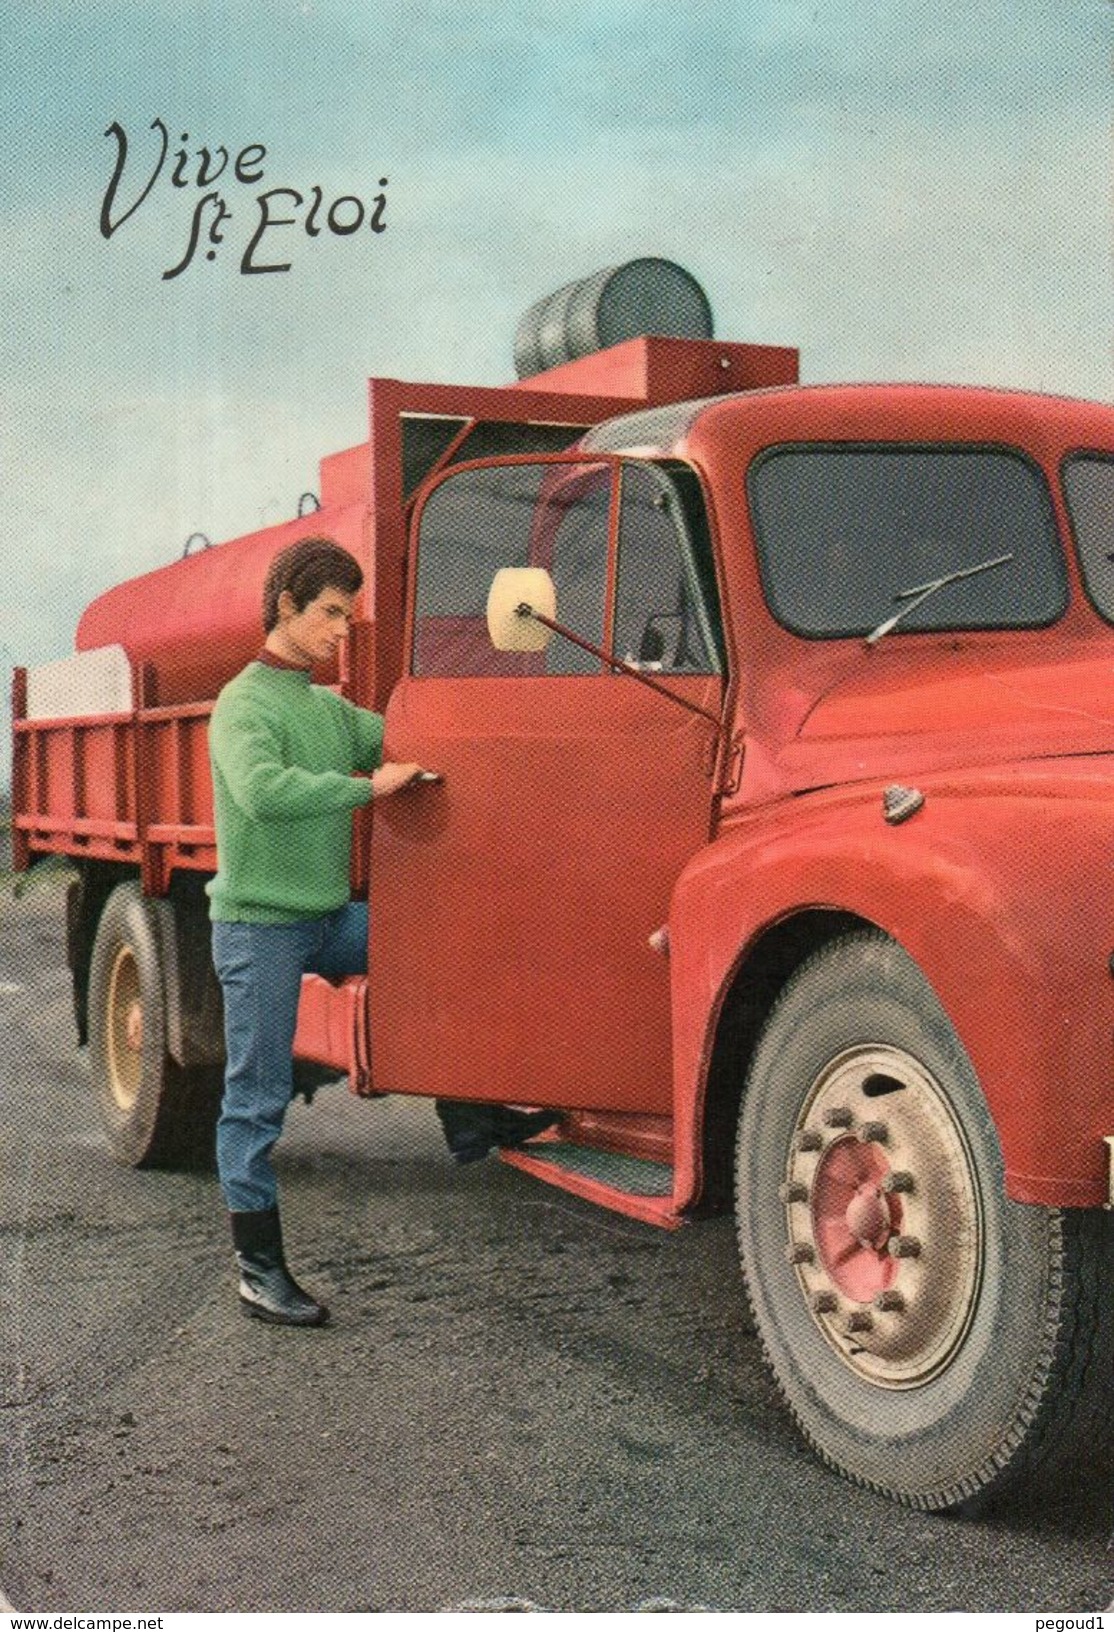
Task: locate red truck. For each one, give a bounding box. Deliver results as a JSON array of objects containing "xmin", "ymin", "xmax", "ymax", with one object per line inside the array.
[{"xmin": 11, "ymin": 260, "xmax": 1114, "ymax": 1513}]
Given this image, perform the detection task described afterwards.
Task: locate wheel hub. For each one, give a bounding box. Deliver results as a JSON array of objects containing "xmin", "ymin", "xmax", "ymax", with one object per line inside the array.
[
  {"xmin": 782, "ymin": 1045, "xmax": 983, "ymax": 1388},
  {"xmin": 844, "ymin": 1179, "xmax": 892, "ymax": 1252},
  {"xmin": 124, "ymin": 1001, "xmax": 143, "ymax": 1054},
  {"xmin": 106, "ymin": 944, "xmax": 143, "ymax": 1112}
]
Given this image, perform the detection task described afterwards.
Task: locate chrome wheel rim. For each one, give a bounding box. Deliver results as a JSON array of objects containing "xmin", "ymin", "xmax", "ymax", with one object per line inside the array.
[
  {"xmin": 781, "ymin": 1044, "xmax": 983, "ymax": 1389},
  {"xmin": 106, "ymin": 944, "xmax": 143, "ymax": 1112}
]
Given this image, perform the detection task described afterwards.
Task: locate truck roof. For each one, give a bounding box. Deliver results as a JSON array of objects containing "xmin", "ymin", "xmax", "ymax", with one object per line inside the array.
[{"xmin": 580, "ymin": 380, "xmax": 1114, "ymax": 462}]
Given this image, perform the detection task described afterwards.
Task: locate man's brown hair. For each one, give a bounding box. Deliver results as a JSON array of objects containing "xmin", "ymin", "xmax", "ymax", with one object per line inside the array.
[{"xmin": 262, "ymin": 536, "xmax": 364, "ymax": 632}]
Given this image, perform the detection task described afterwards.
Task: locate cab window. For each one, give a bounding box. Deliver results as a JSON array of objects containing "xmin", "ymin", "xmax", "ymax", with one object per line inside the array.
[
  {"xmin": 1064, "ymin": 455, "xmax": 1114, "ymax": 623},
  {"xmin": 615, "ymin": 462, "xmax": 723, "ymax": 674},
  {"xmin": 412, "ymin": 461, "xmax": 610, "ymax": 677},
  {"xmin": 412, "ymin": 456, "xmax": 723, "ymax": 676}
]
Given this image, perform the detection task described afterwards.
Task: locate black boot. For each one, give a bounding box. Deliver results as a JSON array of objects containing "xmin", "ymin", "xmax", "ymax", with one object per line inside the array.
[
  {"xmin": 491, "ymin": 1105, "xmax": 562, "ymax": 1150},
  {"xmin": 229, "ymin": 1207, "xmax": 330, "ymax": 1327},
  {"xmin": 435, "ymin": 1100, "xmax": 561, "ymax": 1165},
  {"xmin": 435, "ymin": 1099, "xmax": 498, "ymax": 1164}
]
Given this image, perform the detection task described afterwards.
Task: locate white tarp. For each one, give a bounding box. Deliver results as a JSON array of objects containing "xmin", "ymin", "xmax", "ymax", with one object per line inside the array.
[{"xmin": 24, "ymin": 644, "xmax": 133, "ymax": 721}]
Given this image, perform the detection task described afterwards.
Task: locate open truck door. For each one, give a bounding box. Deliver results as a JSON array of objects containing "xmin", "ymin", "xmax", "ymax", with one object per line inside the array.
[{"xmin": 367, "ymin": 454, "xmax": 726, "ymax": 1115}]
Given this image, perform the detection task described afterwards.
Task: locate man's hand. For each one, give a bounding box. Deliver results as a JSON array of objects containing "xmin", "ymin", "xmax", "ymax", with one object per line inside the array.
[{"xmin": 370, "ymin": 761, "xmax": 428, "ymax": 798}]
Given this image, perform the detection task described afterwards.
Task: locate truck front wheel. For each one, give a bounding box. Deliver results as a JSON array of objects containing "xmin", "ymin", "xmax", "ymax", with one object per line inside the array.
[
  {"xmin": 88, "ymin": 882, "xmax": 220, "ymax": 1168},
  {"xmin": 735, "ymin": 928, "xmax": 1113, "ymax": 1511}
]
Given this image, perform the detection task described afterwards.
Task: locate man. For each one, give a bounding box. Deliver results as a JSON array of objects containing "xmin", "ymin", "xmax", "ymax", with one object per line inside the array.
[{"xmin": 208, "ymin": 536, "xmax": 555, "ymax": 1328}]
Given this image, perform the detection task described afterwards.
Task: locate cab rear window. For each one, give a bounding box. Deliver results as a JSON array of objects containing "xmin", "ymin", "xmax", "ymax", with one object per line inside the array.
[{"xmin": 747, "ymin": 446, "xmax": 1066, "ymax": 639}]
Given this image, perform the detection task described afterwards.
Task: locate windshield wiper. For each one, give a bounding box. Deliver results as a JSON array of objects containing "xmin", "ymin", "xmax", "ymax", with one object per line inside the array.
[{"xmin": 865, "ymin": 551, "xmax": 1014, "ymax": 646}]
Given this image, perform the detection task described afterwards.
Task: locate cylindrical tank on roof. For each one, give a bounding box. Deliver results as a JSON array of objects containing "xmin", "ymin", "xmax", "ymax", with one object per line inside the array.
[
  {"xmin": 513, "ymin": 258, "xmax": 713, "ymax": 380},
  {"xmin": 76, "ymin": 506, "xmax": 367, "ymax": 705}
]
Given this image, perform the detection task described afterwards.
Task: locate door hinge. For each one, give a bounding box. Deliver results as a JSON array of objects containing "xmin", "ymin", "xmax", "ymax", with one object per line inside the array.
[{"xmin": 718, "ymin": 734, "xmax": 745, "ymax": 796}]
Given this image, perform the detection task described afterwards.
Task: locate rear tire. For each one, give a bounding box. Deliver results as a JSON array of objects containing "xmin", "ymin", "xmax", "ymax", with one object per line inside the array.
[
  {"xmin": 735, "ymin": 928, "xmax": 1114, "ymax": 1511},
  {"xmin": 88, "ymin": 882, "xmax": 221, "ymax": 1168}
]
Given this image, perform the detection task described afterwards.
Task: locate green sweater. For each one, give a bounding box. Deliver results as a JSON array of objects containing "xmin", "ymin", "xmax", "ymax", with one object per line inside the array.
[{"xmin": 206, "ymin": 661, "xmax": 383, "ymax": 922}]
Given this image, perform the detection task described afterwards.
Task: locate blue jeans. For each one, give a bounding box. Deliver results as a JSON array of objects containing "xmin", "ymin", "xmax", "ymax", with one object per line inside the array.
[{"xmin": 212, "ymin": 902, "xmax": 368, "ymax": 1213}]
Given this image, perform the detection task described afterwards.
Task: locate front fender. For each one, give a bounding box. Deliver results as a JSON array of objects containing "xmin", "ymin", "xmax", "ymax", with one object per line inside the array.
[{"xmin": 669, "ymin": 773, "xmax": 1114, "ymax": 1209}]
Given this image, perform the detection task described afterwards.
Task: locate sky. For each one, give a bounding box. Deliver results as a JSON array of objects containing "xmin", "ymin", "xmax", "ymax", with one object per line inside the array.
[{"xmin": 1, "ymin": 0, "xmax": 1111, "ymax": 783}]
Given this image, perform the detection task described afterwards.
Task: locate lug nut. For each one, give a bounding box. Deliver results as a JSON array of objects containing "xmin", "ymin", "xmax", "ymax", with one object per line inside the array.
[
  {"xmin": 811, "ymin": 1290, "xmax": 839, "ymax": 1314},
  {"xmin": 858, "ymin": 1121, "xmax": 889, "ymax": 1144},
  {"xmin": 887, "ymin": 1234, "xmax": 922, "ymax": 1259},
  {"xmin": 795, "ymin": 1129, "xmax": 823, "ymax": 1153},
  {"xmin": 778, "ymin": 1180, "xmax": 810, "ymax": 1204},
  {"xmin": 845, "ymin": 1310, "xmax": 874, "ymax": 1333},
  {"xmin": 787, "ymin": 1242, "xmax": 815, "ymax": 1265},
  {"xmin": 882, "ymin": 1170, "xmax": 914, "ymax": 1194},
  {"xmin": 873, "ymin": 1289, "xmax": 906, "ymax": 1313},
  {"xmin": 823, "ymin": 1106, "xmax": 853, "ymax": 1129}
]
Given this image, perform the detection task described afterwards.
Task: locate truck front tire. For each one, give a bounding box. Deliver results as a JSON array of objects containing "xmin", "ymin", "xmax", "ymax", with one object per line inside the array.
[
  {"xmin": 88, "ymin": 882, "xmax": 221, "ymax": 1169},
  {"xmin": 735, "ymin": 928, "xmax": 1113, "ymax": 1512}
]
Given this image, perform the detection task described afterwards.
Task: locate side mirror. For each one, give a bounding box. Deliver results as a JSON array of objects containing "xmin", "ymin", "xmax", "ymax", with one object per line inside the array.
[{"xmin": 486, "ymin": 567, "xmax": 557, "ymax": 652}]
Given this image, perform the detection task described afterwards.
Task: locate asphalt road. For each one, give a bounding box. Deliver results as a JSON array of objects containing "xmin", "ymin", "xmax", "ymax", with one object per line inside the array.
[{"xmin": 1, "ymin": 874, "xmax": 1112, "ymax": 1613}]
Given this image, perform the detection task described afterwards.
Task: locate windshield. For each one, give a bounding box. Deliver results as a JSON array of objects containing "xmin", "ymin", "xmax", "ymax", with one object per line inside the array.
[
  {"xmin": 748, "ymin": 446, "xmax": 1066, "ymax": 639},
  {"xmin": 1064, "ymin": 455, "xmax": 1114, "ymax": 624}
]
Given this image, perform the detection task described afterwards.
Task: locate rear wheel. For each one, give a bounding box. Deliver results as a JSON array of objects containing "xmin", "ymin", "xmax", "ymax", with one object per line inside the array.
[
  {"xmin": 88, "ymin": 882, "xmax": 221, "ymax": 1168},
  {"xmin": 735, "ymin": 928, "xmax": 1114, "ymax": 1511}
]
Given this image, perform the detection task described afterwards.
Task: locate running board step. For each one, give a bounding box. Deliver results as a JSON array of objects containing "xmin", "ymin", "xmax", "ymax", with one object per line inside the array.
[{"xmin": 500, "ymin": 1140, "xmax": 683, "ymax": 1229}]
